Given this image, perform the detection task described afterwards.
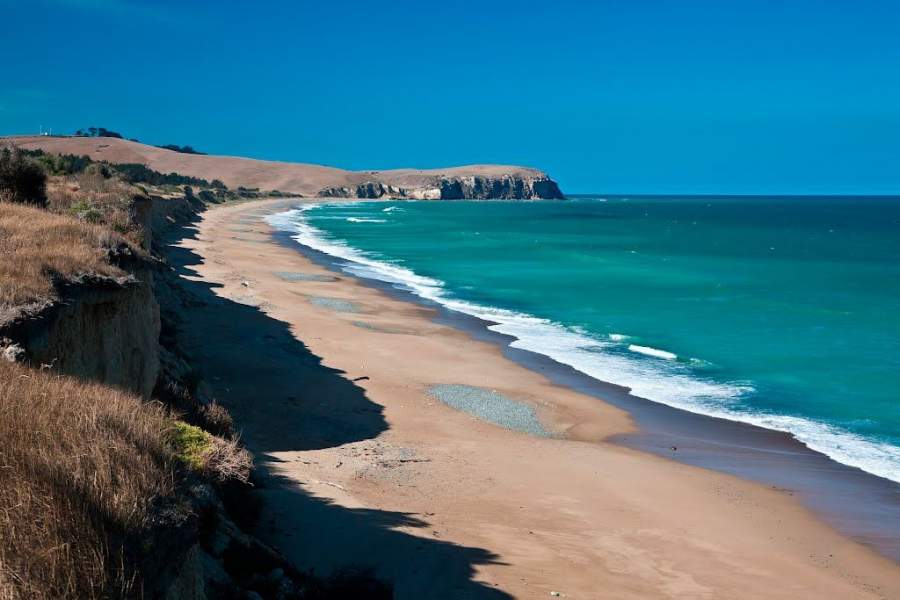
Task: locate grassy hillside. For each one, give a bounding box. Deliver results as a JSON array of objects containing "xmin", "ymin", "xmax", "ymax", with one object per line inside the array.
[
  {"xmin": 6, "ymin": 135, "xmax": 555, "ymax": 197},
  {"xmin": 0, "ymin": 150, "xmax": 252, "ymax": 599},
  {"xmin": 0, "ymin": 143, "xmax": 391, "ymax": 598},
  {"xmin": 0, "ymin": 201, "xmax": 129, "ymax": 322},
  {"xmin": 0, "ymin": 360, "xmax": 176, "ymax": 599}
]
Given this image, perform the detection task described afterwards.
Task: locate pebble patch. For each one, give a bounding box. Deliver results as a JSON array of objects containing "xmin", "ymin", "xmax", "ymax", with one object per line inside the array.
[
  {"xmin": 427, "ymin": 384, "xmax": 551, "ymax": 437},
  {"xmin": 274, "ymin": 271, "xmax": 339, "ymax": 283},
  {"xmin": 309, "ymin": 296, "xmax": 361, "ymax": 313},
  {"xmin": 352, "ymin": 321, "xmax": 417, "ymax": 335}
]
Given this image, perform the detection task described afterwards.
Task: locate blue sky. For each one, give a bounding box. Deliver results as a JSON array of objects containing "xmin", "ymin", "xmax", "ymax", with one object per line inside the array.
[{"xmin": 2, "ymin": 0, "xmax": 899, "ymax": 194}]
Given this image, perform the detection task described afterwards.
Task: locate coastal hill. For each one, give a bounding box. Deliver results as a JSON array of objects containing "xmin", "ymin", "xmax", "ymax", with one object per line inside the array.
[{"xmin": 7, "ymin": 136, "xmax": 565, "ymax": 200}]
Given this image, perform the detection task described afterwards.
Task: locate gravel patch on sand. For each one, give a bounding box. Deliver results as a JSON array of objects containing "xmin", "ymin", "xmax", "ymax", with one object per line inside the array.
[
  {"xmin": 230, "ymin": 236, "xmax": 269, "ymax": 244},
  {"xmin": 308, "ymin": 296, "xmax": 361, "ymax": 313},
  {"xmin": 274, "ymin": 271, "xmax": 339, "ymax": 283},
  {"xmin": 352, "ymin": 321, "xmax": 417, "ymax": 335},
  {"xmin": 428, "ymin": 384, "xmax": 552, "ymax": 437}
]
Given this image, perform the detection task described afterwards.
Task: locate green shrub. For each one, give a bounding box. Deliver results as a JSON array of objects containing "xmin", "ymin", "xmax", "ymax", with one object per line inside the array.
[
  {"xmin": 24, "ymin": 149, "xmax": 93, "ymax": 176},
  {"xmin": 79, "ymin": 207, "xmax": 104, "ymax": 224},
  {"xmin": 158, "ymin": 144, "xmax": 205, "ymax": 155},
  {"xmin": 170, "ymin": 421, "xmax": 213, "ymax": 471},
  {"xmin": 0, "ymin": 147, "xmax": 47, "ymax": 207},
  {"xmin": 83, "ymin": 162, "xmax": 113, "ymax": 179},
  {"xmin": 169, "ymin": 421, "xmax": 251, "ymax": 483},
  {"xmin": 114, "ymin": 162, "xmax": 212, "ymax": 187}
]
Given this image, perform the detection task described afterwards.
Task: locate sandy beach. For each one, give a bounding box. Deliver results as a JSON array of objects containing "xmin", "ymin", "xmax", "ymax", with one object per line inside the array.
[{"xmin": 169, "ymin": 198, "xmax": 900, "ymax": 599}]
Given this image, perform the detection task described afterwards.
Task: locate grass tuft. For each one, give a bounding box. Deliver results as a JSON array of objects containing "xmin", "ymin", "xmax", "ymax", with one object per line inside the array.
[
  {"xmin": 170, "ymin": 420, "xmax": 213, "ymax": 471},
  {"xmin": 169, "ymin": 420, "xmax": 252, "ymax": 484}
]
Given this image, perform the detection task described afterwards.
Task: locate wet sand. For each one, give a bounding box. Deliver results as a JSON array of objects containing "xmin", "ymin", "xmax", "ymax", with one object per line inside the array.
[{"xmin": 171, "ymin": 198, "xmax": 900, "ymax": 599}]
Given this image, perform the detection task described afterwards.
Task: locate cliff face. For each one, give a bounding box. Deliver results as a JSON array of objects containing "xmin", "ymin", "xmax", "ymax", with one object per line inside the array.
[
  {"xmin": 1, "ymin": 271, "xmax": 161, "ymax": 399},
  {"xmin": 318, "ymin": 173, "xmax": 565, "ymax": 200},
  {"xmin": 0, "ymin": 192, "xmax": 204, "ymax": 400},
  {"xmin": 0, "ymin": 195, "xmax": 379, "ymax": 598},
  {"xmin": 0, "ymin": 192, "xmax": 205, "ymax": 400}
]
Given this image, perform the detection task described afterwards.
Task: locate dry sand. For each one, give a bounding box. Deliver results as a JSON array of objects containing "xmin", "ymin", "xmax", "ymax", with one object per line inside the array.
[{"xmin": 171, "ymin": 198, "xmax": 899, "ymax": 599}]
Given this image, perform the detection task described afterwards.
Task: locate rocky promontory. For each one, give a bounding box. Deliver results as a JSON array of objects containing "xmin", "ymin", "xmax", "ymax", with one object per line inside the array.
[{"xmin": 318, "ymin": 172, "xmax": 565, "ymax": 200}]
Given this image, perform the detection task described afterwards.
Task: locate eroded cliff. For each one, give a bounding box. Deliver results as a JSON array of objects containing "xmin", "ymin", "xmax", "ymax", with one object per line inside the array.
[{"xmin": 1, "ymin": 271, "xmax": 160, "ymax": 398}]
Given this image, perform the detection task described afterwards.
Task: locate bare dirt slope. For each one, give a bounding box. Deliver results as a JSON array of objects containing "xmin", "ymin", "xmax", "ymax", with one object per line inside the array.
[{"xmin": 6, "ymin": 136, "xmax": 561, "ymax": 198}]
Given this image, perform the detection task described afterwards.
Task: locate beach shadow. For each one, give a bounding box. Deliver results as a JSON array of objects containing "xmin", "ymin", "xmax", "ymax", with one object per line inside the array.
[
  {"xmin": 161, "ymin": 223, "xmax": 385, "ymax": 452},
  {"xmin": 257, "ymin": 456, "xmax": 510, "ymax": 600},
  {"xmin": 161, "ymin": 216, "xmax": 513, "ymax": 599}
]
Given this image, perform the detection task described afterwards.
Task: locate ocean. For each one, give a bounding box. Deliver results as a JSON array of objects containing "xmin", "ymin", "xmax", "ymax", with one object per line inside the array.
[{"xmin": 267, "ymin": 196, "xmax": 900, "ymax": 484}]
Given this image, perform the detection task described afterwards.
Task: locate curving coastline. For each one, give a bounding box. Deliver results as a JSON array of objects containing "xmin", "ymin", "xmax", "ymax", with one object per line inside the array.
[
  {"xmin": 267, "ymin": 202, "xmax": 900, "ymax": 486},
  {"xmin": 175, "ymin": 197, "xmax": 900, "ymax": 598},
  {"xmin": 265, "ymin": 200, "xmax": 900, "ymax": 562}
]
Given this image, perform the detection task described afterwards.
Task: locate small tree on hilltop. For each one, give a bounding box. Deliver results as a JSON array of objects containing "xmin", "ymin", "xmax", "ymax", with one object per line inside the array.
[{"xmin": 0, "ymin": 148, "xmax": 48, "ymax": 207}]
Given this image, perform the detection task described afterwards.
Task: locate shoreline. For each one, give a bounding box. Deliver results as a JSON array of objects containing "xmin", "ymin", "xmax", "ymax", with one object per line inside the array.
[
  {"xmin": 174, "ymin": 198, "xmax": 900, "ymax": 599},
  {"xmin": 268, "ymin": 204, "xmax": 900, "ymax": 562},
  {"xmin": 270, "ymin": 199, "xmax": 898, "ymax": 487}
]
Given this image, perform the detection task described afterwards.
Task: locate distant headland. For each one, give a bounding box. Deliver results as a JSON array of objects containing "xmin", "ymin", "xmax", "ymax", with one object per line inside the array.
[{"xmin": 5, "ymin": 135, "xmax": 565, "ymax": 200}]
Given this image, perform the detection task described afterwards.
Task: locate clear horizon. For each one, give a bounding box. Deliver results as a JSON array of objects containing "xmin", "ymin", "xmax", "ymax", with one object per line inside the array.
[{"xmin": 2, "ymin": 0, "xmax": 899, "ymax": 195}]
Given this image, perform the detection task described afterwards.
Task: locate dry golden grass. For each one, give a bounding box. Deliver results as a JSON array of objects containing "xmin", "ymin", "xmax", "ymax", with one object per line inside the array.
[
  {"xmin": 0, "ymin": 201, "xmax": 128, "ymax": 322},
  {"xmin": 0, "ymin": 360, "xmax": 177, "ymax": 600},
  {"xmin": 45, "ymin": 171, "xmax": 143, "ymax": 243},
  {"xmin": 0, "ymin": 175, "xmax": 255, "ymax": 598}
]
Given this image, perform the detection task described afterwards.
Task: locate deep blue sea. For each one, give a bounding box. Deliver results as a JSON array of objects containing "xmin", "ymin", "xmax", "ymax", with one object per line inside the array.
[{"xmin": 268, "ymin": 196, "xmax": 900, "ymax": 483}]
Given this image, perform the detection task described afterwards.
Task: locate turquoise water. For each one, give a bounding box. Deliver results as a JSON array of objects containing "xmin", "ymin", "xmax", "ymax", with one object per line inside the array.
[{"xmin": 268, "ymin": 197, "xmax": 900, "ymax": 482}]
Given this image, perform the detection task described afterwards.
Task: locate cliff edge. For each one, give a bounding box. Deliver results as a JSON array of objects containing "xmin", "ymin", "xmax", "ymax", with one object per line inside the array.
[{"xmin": 318, "ymin": 171, "xmax": 563, "ymax": 200}]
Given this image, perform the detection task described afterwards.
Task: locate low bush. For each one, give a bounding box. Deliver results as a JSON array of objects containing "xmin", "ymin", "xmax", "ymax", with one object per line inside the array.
[
  {"xmin": 170, "ymin": 421, "xmax": 251, "ymax": 484},
  {"xmin": 73, "ymin": 127, "xmax": 124, "ymax": 139},
  {"xmin": 199, "ymin": 401, "xmax": 235, "ymax": 437},
  {"xmin": 0, "ymin": 148, "xmax": 47, "ymax": 207},
  {"xmin": 113, "ymin": 163, "xmax": 213, "ymax": 188},
  {"xmin": 20, "ymin": 149, "xmax": 93, "ymax": 176},
  {"xmin": 46, "ymin": 171, "xmax": 142, "ymax": 240},
  {"xmin": 158, "ymin": 144, "xmax": 205, "ymax": 155}
]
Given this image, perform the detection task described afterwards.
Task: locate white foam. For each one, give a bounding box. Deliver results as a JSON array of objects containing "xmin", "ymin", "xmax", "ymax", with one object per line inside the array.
[
  {"xmin": 382, "ymin": 206, "xmax": 403, "ymax": 212},
  {"xmin": 266, "ymin": 205, "xmax": 900, "ymax": 484},
  {"xmin": 628, "ymin": 344, "xmax": 677, "ymax": 360},
  {"xmin": 347, "ymin": 217, "xmax": 386, "ymax": 223}
]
